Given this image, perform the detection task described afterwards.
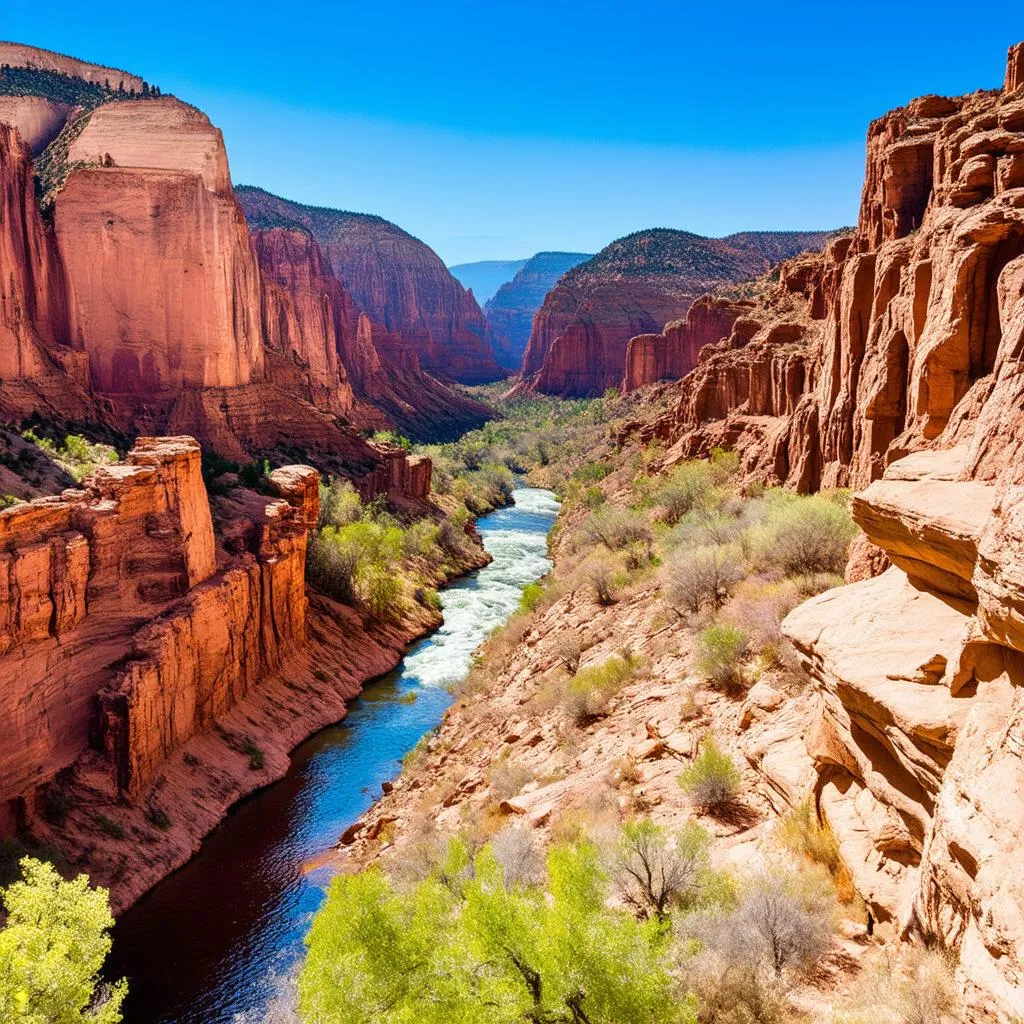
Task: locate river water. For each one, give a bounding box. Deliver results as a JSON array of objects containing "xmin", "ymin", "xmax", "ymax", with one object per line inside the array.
[{"xmin": 109, "ymin": 487, "xmax": 559, "ymax": 1024}]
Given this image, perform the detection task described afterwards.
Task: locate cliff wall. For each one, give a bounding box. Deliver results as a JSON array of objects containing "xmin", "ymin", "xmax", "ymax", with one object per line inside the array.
[{"xmin": 640, "ymin": 50, "xmax": 1024, "ymax": 491}]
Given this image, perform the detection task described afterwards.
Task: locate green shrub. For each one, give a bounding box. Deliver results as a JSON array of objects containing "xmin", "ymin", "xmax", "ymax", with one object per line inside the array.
[
  {"xmin": 654, "ymin": 462, "xmax": 716, "ymax": 524},
  {"xmin": 564, "ymin": 654, "xmax": 638, "ymax": 722},
  {"xmin": 147, "ymin": 806, "xmax": 172, "ymax": 831},
  {"xmin": 709, "ymin": 447, "xmax": 741, "ymax": 484},
  {"xmin": 518, "ymin": 581, "xmax": 545, "ymax": 614},
  {"xmin": 751, "ymin": 494, "xmax": 856, "ymax": 577},
  {"xmin": 678, "ymin": 737, "xmax": 741, "ymax": 811},
  {"xmin": 366, "ymin": 569, "xmax": 404, "ymax": 621},
  {"xmin": 580, "ymin": 505, "xmax": 653, "ymax": 554},
  {"xmin": 299, "ymin": 838, "xmax": 690, "ymax": 1024},
  {"xmin": 695, "ymin": 624, "xmax": 749, "ymax": 691},
  {"xmin": 415, "ymin": 587, "xmax": 442, "ymax": 611},
  {"xmin": 242, "ymin": 736, "xmax": 265, "ymax": 770},
  {"xmin": 319, "ymin": 478, "xmax": 363, "ymax": 528}
]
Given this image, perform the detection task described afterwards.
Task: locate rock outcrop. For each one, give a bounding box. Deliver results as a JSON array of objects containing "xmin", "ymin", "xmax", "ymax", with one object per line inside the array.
[
  {"xmin": 0, "ymin": 48, "xmax": 494, "ymax": 465},
  {"xmin": 483, "ymin": 251, "xmax": 591, "ymax": 369},
  {"xmin": 0, "ymin": 95, "xmax": 72, "ymax": 154},
  {"xmin": 746, "ymin": 44, "xmax": 1024, "ymax": 1022},
  {"xmin": 235, "ymin": 186, "xmax": 504, "ymax": 384},
  {"xmin": 55, "ymin": 98, "xmax": 264, "ymax": 396},
  {"xmin": 622, "ymin": 296, "xmax": 754, "ymax": 392},
  {"xmin": 639, "ymin": 48, "xmax": 1024, "ymax": 492},
  {"xmin": 784, "ymin": 445, "xmax": 1024, "ymax": 1021},
  {"xmin": 521, "ymin": 229, "xmax": 834, "ymax": 397},
  {"xmin": 0, "ymin": 41, "xmax": 144, "ymax": 92},
  {"xmin": 0, "ymin": 435, "xmax": 466, "ymax": 909}
]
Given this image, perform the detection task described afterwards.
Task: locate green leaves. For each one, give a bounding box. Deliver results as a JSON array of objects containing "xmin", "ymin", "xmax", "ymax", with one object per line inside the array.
[
  {"xmin": 299, "ymin": 838, "xmax": 694, "ymax": 1024},
  {"xmin": 0, "ymin": 858, "xmax": 126, "ymax": 1024}
]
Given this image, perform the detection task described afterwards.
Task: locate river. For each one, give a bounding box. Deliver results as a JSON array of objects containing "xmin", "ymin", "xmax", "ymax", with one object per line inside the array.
[{"xmin": 108, "ymin": 487, "xmax": 560, "ymax": 1024}]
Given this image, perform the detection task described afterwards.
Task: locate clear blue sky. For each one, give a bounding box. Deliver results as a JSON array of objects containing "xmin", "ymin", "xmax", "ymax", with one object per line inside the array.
[{"xmin": 5, "ymin": 3, "xmax": 1019, "ymax": 263}]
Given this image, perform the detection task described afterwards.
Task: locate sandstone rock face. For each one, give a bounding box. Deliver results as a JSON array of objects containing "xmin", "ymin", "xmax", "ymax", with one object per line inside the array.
[
  {"xmin": 522, "ymin": 229, "xmax": 833, "ymax": 397},
  {"xmin": 68, "ymin": 98, "xmax": 231, "ymax": 192},
  {"xmin": 55, "ymin": 99, "xmax": 264, "ymax": 396},
  {"xmin": 0, "ymin": 438, "xmax": 219, "ymax": 823},
  {"xmin": 641, "ymin": 46, "xmax": 1024, "ymax": 492},
  {"xmin": 0, "ymin": 95, "xmax": 73, "ymax": 154},
  {"xmin": 253, "ymin": 226, "xmax": 354, "ymax": 416},
  {"xmin": 251, "ymin": 227, "xmax": 492, "ymax": 440},
  {"xmin": 0, "ymin": 123, "xmax": 64, "ymax": 379},
  {"xmin": 622, "ymin": 296, "xmax": 753, "ymax": 392},
  {"xmin": 0, "ymin": 41, "xmax": 144, "ymax": 92},
  {"xmin": 785, "ymin": 443, "xmax": 1024, "ymax": 1020},
  {"xmin": 236, "ymin": 186, "xmax": 504, "ymax": 383},
  {"xmin": 483, "ymin": 251, "xmax": 591, "ymax": 369}
]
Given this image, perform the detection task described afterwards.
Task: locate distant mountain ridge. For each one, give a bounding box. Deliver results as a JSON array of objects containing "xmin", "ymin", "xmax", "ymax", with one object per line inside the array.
[
  {"xmin": 449, "ymin": 259, "xmax": 529, "ymax": 304},
  {"xmin": 521, "ymin": 228, "xmax": 836, "ymax": 396},
  {"xmin": 484, "ymin": 251, "xmax": 592, "ymax": 369}
]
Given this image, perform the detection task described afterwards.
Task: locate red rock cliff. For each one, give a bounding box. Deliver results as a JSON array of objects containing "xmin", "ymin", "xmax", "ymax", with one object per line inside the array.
[
  {"xmin": 622, "ymin": 296, "xmax": 753, "ymax": 392},
  {"xmin": 521, "ymin": 230, "xmax": 831, "ymax": 397},
  {"xmin": 235, "ymin": 186, "xmax": 504, "ymax": 384},
  {"xmin": 55, "ymin": 98, "xmax": 264, "ymax": 396},
  {"xmin": 639, "ymin": 54, "xmax": 1024, "ymax": 492}
]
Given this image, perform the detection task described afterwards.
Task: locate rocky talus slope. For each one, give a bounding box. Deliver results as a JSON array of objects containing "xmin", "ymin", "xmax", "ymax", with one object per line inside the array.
[
  {"xmin": 483, "ymin": 251, "xmax": 592, "ymax": 369},
  {"xmin": 0, "ymin": 435, "xmax": 483, "ymax": 910},
  {"xmin": 521, "ymin": 229, "xmax": 835, "ymax": 397},
  {"xmin": 236, "ymin": 186, "xmax": 504, "ymax": 384}
]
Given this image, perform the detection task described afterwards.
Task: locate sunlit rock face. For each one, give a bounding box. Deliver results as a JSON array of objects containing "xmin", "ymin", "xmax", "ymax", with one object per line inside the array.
[
  {"xmin": 522, "ymin": 230, "xmax": 834, "ymax": 397},
  {"xmin": 235, "ymin": 186, "xmax": 504, "ymax": 385}
]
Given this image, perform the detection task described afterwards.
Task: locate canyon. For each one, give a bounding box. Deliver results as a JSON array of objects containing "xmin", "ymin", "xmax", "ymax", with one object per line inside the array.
[
  {"xmin": 0, "ymin": 44, "xmax": 492, "ymax": 467},
  {"xmin": 2, "ymin": 28, "xmax": 1024, "ymax": 1024},
  {"xmin": 483, "ymin": 250, "xmax": 592, "ymax": 369},
  {"xmin": 520, "ymin": 229, "xmax": 836, "ymax": 397},
  {"xmin": 235, "ymin": 186, "xmax": 505, "ymax": 386},
  {"xmin": 335, "ymin": 41, "xmax": 1024, "ymax": 1024}
]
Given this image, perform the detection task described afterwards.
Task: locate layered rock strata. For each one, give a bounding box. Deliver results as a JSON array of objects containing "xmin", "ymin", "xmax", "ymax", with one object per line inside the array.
[
  {"xmin": 622, "ymin": 296, "xmax": 754, "ymax": 392},
  {"xmin": 638, "ymin": 46, "xmax": 1024, "ymax": 491},
  {"xmin": 784, "ymin": 446, "xmax": 1024, "ymax": 1021},
  {"xmin": 522, "ymin": 230, "xmax": 833, "ymax": 397},
  {"xmin": 235, "ymin": 186, "xmax": 504, "ymax": 384},
  {"xmin": 0, "ymin": 435, "xmax": 460, "ymax": 909}
]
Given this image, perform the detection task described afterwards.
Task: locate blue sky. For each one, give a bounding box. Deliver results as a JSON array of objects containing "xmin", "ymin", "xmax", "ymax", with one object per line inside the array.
[{"xmin": 5, "ymin": 2, "xmax": 1019, "ymax": 263}]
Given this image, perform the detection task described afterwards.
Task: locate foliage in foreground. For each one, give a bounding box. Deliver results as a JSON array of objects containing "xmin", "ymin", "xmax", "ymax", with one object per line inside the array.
[
  {"xmin": 0, "ymin": 857, "xmax": 126, "ymax": 1023},
  {"xmin": 299, "ymin": 837, "xmax": 694, "ymax": 1024}
]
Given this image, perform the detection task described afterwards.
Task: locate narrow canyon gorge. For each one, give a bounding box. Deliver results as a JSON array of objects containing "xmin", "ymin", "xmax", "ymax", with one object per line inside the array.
[{"xmin": 1, "ymin": 31, "xmax": 1024, "ymax": 1024}]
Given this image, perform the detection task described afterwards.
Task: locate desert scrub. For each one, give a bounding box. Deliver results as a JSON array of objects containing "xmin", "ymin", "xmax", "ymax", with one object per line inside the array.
[
  {"xmin": 653, "ymin": 461, "xmax": 718, "ymax": 524},
  {"xmin": 678, "ymin": 736, "xmax": 741, "ymax": 811},
  {"xmin": 776, "ymin": 799, "xmax": 855, "ymax": 903},
  {"xmin": 21, "ymin": 430, "xmax": 120, "ymax": 483},
  {"xmin": 749, "ymin": 491, "xmax": 856, "ymax": 576},
  {"xmin": 661, "ymin": 544, "xmax": 744, "ymax": 616},
  {"xmin": 695, "ymin": 623, "xmax": 749, "ymax": 692},
  {"xmin": 722, "ymin": 579, "xmax": 801, "ymax": 667},
  {"xmin": 488, "ymin": 755, "xmax": 534, "ymax": 802},
  {"xmin": 563, "ymin": 653, "xmax": 639, "ymax": 722}
]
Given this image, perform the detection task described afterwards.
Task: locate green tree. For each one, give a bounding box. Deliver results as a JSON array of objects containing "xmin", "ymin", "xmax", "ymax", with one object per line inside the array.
[
  {"xmin": 0, "ymin": 857, "xmax": 126, "ymax": 1023},
  {"xmin": 299, "ymin": 839, "xmax": 694, "ymax": 1024}
]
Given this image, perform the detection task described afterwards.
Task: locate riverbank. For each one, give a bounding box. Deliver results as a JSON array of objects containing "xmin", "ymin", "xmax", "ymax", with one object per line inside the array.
[
  {"xmin": 107, "ymin": 488, "xmax": 559, "ymax": 1024},
  {"xmin": 26, "ymin": 518, "xmax": 492, "ymax": 917}
]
